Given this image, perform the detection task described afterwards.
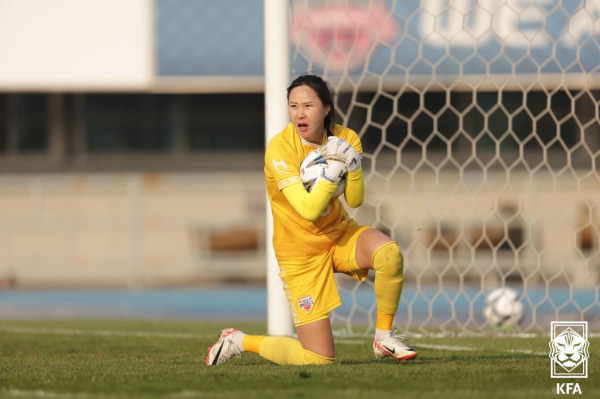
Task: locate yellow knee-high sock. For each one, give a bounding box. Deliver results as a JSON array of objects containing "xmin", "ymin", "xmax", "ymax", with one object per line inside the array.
[
  {"xmin": 244, "ymin": 335, "xmax": 334, "ymax": 365},
  {"xmin": 243, "ymin": 334, "xmax": 266, "ymax": 354},
  {"xmin": 372, "ymin": 241, "xmax": 404, "ymax": 331}
]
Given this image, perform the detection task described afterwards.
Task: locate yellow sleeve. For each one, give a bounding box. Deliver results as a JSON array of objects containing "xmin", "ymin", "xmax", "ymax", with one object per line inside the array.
[
  {"xmin": 344, "ymin": 167, "xmax": 364, "ymax": 208},
  {"xmin": 282, "ymin": 179, "xmax": 337, "ymax": 222}
]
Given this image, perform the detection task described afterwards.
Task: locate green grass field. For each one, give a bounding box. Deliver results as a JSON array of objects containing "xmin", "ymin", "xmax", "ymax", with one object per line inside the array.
[{"xmin": 0, "ymin": 319, "xmax": 598, "ymax": 399}]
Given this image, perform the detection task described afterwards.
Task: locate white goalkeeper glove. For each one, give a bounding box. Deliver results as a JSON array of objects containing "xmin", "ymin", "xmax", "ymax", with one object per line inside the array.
[
  {"xmin": 319, "ymin": 159, "xmax": 346, "ymax": 184},
  {"xmin": 320, "ymin": 136, "xmax": 361, "ymax": 173}
]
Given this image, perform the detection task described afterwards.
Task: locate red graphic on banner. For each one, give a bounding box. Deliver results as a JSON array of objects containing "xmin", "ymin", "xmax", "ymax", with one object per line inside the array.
[{"xmin": 290, "ymin": 1, "xmax": 400, "ymax": 72}]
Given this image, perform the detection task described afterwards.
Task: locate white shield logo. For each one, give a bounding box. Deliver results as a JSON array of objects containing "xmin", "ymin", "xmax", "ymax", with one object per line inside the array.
[{"xmin": 549, "ymin": 321, "xmax": 589, "ymax": 378}]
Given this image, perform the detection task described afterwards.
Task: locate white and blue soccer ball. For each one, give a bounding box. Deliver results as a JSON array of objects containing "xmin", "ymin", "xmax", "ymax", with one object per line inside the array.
[
  {"xmin": 300, "ymin": 149, "xmax": 346, "ymax": 197},
  {"xmin": 483, "ymin": 287, "xmax": 524, "ymax": 330}
]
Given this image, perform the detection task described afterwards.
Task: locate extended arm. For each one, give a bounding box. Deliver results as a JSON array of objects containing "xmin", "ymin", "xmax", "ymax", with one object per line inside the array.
[
  {"xmin": 282, "ymin": 179, "xmax": 337, "ymax": 222},
  {"xmin": 281, "ymin": 159, "xmax": 346, "ymax": 221}
]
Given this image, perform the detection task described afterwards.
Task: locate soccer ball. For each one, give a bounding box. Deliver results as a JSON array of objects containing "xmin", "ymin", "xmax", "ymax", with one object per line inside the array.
[
  {"xmin": 483, "ymin": 287, "xmax": 524, "ymax": 330},
  {"xmin": 300, "ymin": 149, "xmax": 346, "ymax": 197}
]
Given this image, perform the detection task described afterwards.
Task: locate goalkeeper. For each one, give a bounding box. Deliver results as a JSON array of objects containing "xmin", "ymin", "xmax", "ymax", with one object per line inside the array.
[{"xmin": 206, "ymin": 74, "xmax": 417, "ymax": 366}]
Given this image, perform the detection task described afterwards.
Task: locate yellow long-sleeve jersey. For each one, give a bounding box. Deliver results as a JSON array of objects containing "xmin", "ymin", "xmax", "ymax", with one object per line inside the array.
[{"xmin": 264, "ymin": 122, "xmax": 364, "ymax": 260}]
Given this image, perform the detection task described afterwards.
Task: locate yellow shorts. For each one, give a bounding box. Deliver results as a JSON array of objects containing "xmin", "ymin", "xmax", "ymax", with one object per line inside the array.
[{"xmin": 277, "ymin": 224, "xmax": 370, "ymax": 326}]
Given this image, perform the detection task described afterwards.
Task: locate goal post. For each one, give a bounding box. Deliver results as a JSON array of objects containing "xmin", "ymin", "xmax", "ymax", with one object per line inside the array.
[
  {"xmin": 264, "ymin": 0, "xmax": 294, "ymax": 337},
  {"xmin": 268, "ymin": 0, "xmax": 600, "ymax": 336}
]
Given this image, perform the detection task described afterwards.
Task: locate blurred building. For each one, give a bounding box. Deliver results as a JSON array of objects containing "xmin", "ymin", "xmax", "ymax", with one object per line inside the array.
[
  {"xmin": 0, "ymin": 0, "xmax": 269, "ymax": 287},
  {"xmin": 0, "ymin": 0, "xmax": 599, "ymax": 288}
]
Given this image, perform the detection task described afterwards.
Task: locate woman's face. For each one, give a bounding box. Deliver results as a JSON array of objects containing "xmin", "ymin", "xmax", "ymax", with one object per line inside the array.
[{"xmin": 288, "ymin": 84, "xmax": 331, "ymax": 144}]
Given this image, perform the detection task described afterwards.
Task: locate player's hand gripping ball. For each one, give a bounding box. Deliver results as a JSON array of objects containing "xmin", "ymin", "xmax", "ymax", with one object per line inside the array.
[
  {"xmin": 300, "ymin": 149, "xmax": 347, "ymax": 197},
  {"xmin": 319, "ymin": 136, "xmax": 361, "ymax": 173}
]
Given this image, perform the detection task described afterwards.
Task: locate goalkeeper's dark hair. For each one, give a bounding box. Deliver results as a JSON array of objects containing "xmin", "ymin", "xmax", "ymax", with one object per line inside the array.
[{"xmin": 287, "ymin": 74, "xmax": 337, "ymax": 133}]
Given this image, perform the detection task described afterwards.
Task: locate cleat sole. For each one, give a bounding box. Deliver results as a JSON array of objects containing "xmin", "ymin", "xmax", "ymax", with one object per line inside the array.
[{"xmin": 396, "ymin": 353, "xmax": 418, "ymax": 363}]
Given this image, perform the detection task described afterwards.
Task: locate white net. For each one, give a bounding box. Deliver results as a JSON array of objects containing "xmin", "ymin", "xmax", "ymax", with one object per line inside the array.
[{"xmin": 289, "ymin": 0, "xmax": 600, "ymax": 335}]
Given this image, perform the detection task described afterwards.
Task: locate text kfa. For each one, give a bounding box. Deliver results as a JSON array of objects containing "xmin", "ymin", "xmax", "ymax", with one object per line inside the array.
[{"xmin": 556, "ymin": 383, "xmax": 582, "ymax": 394}]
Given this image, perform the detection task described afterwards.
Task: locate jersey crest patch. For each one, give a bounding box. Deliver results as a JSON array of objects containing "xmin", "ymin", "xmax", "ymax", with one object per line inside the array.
[
  {"xmin": 271, "ymin": 159, "xmax": 289, "ymax": 175},
  {"xmin": 298, "ymin": 295, "xmax": 315, "ymax": 313}
]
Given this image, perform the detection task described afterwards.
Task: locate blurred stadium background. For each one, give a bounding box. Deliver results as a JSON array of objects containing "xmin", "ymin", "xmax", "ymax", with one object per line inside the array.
[
  {"xmin": 0, "ymin": 0, "xmax": 599, "ymax": 334},
  {"xmin": 0, "ymin": 0, "xmax": 269, "ymax": 288}
]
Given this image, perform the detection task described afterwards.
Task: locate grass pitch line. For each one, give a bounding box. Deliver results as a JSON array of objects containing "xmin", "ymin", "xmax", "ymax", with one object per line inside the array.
[
  {"xmin": 0, "ymin": 326, "xmax": 550, "ymax": 356},
  {"xmin": 415, "ymin": 343, "xmax": 479, "ymax": 352},
  {"xmin": 337, "ymin": 339, "xmax": 547, "ymax": 356},
  {"xmin": 417, "ymin": 343, "xmax": 546, "ymax": 356},
  {"xmin": 0, "ymin": 325, "xmax": 207, "ymax": 340},
  {"xmin": 335, "ymin": 339, "xmax": 479, "ymax": 352},
  {"xmin": 3, "ymin": 388, "xmax": 88, "ymax": 398}
]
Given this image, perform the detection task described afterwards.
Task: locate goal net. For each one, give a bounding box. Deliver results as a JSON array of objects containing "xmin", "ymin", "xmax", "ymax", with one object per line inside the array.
[{"xmin": 285, "ymin": 0, "xmax": 600, "ymax": 335}]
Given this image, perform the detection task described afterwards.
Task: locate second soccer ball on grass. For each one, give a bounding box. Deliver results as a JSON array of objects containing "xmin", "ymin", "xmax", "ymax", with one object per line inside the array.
[{"xmin": 483, "ymin": 287, "xmax": 524, "ymax": 331}]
